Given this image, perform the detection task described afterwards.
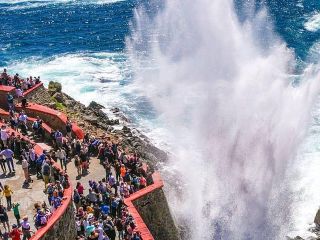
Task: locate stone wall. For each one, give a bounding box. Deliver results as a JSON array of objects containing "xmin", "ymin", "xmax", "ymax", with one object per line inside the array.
[
  {"xmin": 124, "ymin": 173, "xmax": 180, "ymax": 240},
  {"xmin": 133, "ymin": 188, "xmax": 180, "ymax": 240},
  {"xmin": 38, "ymin": 203, "xmax": 77, "ymax": 240}
]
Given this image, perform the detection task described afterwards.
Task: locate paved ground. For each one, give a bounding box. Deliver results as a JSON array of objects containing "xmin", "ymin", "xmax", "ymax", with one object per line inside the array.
[
  {"xmin": 0, "ymin": 159, "xmax": 47, "ymax": 232},
  {"xmin": 0, "ymin": 150, "xmax": 107, "ymax": 234}
]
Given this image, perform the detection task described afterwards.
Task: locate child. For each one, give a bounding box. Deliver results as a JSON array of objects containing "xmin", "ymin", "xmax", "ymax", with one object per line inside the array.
[{"xmin": 12, "ymin": 203, "xmax": 20, "ymax": 226}]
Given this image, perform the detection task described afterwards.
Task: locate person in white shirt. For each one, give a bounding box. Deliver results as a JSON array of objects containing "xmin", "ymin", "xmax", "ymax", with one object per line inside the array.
[
  {"xmin": 21, "ymin": 156, "xmax": 30, "ymax": 182},
  {"xmin": 18, "ymin": 111, "xmax": 28, "ymax": 124},
  {"xmin": 0, "ymin": 126, "xmax": 9, "ymax": 147},
  {"xmin": 15, "ymin": 88, "xmax": 23, "ymax": 98},
  {"xmin": 55, "ymin": 148, "xmax": 67, "ymax": 171}
]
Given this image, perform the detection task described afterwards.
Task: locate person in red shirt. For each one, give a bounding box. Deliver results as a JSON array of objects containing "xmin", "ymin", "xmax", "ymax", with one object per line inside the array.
[
  {"xmin": 139, "ymin": 176, "xmax": 147, "ymax": 189},
  {"xmin": 76, "ymin": 182, "xmax": 84, "ymax": 196},
  {"xmin": 9, "ymin": 224, "xmax": 22, "ymax": 240}
]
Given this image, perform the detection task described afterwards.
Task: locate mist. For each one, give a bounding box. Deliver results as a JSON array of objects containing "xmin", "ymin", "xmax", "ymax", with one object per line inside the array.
[{"xmin": 127, "ymin": 0, "xmax": 320, "ymax": 239}]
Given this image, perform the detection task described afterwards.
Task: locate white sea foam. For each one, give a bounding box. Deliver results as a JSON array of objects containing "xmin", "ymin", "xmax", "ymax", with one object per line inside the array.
[
  {"xmin": 5, "ymin": 52, "xmax": 127, "ymax": 105},
  {"xmin": 305, "ymin": 12, "xmax": 320, "ymax": 32},
  {"xmin": 128, "ymin": 0, "xmax": 320, "ymax": 239},
  {"xmin": 0, "ymin": 0, "xmax": 125, "ymax": 11},
  {"xmin": 4, "ymin": 52, "xmax": 169, "ymax": 148}
]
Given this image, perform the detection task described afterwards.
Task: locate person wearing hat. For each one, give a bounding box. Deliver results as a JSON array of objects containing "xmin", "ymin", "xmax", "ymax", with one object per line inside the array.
[{"xmin": 9, "ymin": 224, "xmax": 22, "ymax": 240}]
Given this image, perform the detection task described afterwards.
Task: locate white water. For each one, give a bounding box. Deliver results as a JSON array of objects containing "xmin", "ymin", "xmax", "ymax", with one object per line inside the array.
[
  {"xmin": 305, "ymin": 12, "xmax": 320, "ymax": 32},
  {"xmin": 0, "ymin": 0, "xmax": 125, "ymax": 11},
  {"xmin": 5, "ymin": 52, "xmax": 170, "ymax": 148},
  {"xmin": 128, "ymin": 0, "xmax": 320, "ymax": 239}
]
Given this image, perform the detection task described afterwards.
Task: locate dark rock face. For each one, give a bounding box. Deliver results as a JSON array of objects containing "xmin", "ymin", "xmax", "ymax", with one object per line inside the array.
[
  {"xmin": 133, "ymin": 188, "xmax": 181, "ymax": 240},
  {"xmin": 315, "ymin": 208, "xmax": 320, "ymax": 228},
  {"xmin": 52, "ymin": 92, "xmax": 64, "ymax": 103},
  {"xmin": 41, "ymin": 201, "xmax": 76, "ymax": 240},
  {"xmin": 88, "ymin": 101, "xmax": 105, "ymax": 110}
]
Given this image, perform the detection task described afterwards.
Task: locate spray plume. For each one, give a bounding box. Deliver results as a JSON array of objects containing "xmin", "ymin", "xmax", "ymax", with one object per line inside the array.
[{"xmin": 127, "ymin": 0, "xmax": 320, "ymax": 239}]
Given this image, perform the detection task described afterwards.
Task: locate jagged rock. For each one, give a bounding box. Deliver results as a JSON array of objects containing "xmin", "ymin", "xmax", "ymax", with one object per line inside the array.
[
  {"xmin": 108, "ymin": 119, "xmax": 119, "ymax": 125},
  {"xmin": 133, "ymin": 141, "xmax": 141, "ymax": 148},
  {"xmin": 52, "ymin": 92, "xmax": 64, "ymax": 103},
  {"xmin": 64, "ymin": 99, "xmax": 75, "ymax": 107},
  {"xmin": 83, "ymin": 115, "xmax": 98, "ymax": 125},
  {"xmin": 111, "ymin": 107, "xmax": 120, "ymax": 113},
  {"xmin": 97, "ymin": 109, "xmax": 108, "ymax": 119},
  {"xmin": 88, "ymin": 101, "xmax": 105, "ymax": 110},
  {"xmin": 122, "ymin": 126, "xmax": 131, "ymax": 133},
  {"xmin": 48, "ymin": 81, "xmax": 62, "ymax": 94}
]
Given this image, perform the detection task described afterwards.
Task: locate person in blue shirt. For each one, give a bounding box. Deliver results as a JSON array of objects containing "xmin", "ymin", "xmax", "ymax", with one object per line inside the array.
[
  {"xmin": 36, "ymin": 151, "xmax": 46, "ymax": 178},
  {"xmin": 100, "ymin": 204, "xmax": 110, "ymax": 215}
]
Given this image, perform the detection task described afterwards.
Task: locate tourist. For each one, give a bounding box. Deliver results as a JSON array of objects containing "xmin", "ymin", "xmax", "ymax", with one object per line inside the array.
[
  {"xmin": 41, "ymin": 160, "xmax": 51, "ymax": 189},
  {"xmin": 0, "ymin": 155, "xmax": 6, "ymax": 175},
  {"xmin": 9, "ymin": 115, "xmax": 18, "ymax": 131},
  {"xmin": 0, "ymin": 125, "xmax": 9, "ymax": 147},
  {"xmin": 86, "ymin": 188, "xmax": 97, "ymax": 205},
  {"xmin": 74, "ymin": 155, "xmax": 82, "ymax": 176},
  {"xmin": 0, "ymin": 146, "xmax": 15, "ymax": 174},
  {"xmin": 35, "ymin": 152, "xmax": 46, "ymax": 178},
  {"xmin": 50, "ymin": 130, "xmax": 56, "ymax": 147},
  {"xmin": 28, "ymin": 147, "xmax": 36, "ymax": 171},
  {"xmin": 115, "ymin": 217, "xmax": 124, "ymax": 240},
  {"xmin": 54, "ymin": 130, "xmax": 63, "ymax": 148},
  {"xmin": 7, "ymin": 93, "xmax": 14, "ymax": 110},
  {"xmin": 66, "ymin": 117, "xmax": 72, "ymax": 139},
  {"xmin": 0, "ymin": 204, "xmax": 10, "ymax": 232},
  {"xmin": 2, "ymin": 185, "xmax": 13, "ymax": 210},
  {"xmin": 55, "ymin": 148, "xmax": 67, "ymax": 171},
  {"xmin": 139, "ymin": 176, "xmax": 147, "ymax": 189},
  {"xmin": 73, "ymin": 189, "xmax": 81, "ymax": 210},
  {"xmin": 21, "ymin": 156, "xmax": 30, "ymax": 184},
  {"xmin": 15, "ymin": 88, "xmax": 23, "ymax": 99},
  {"xmin": 34, "ymin": 210, "xmax": 47, "ymax": 229},
  {"xmin": 20, "ymin": 216, "xmax": 32, "ymax": 240},
  {"xmin": 1, "ymin": 69, "xmax": 9, "ymax": 85},
  {"xmin": 76, "ymin": 182, "xmax": 85, "ymax": 196},
  {"xmin": 12, "ymin": 203, "xmax": 20, "ymax": 227},
  {"xmin": 51, "ymin": 191, "xmax": 62, "ymax": 212},
  {"xmin": 8, "ymin": 224, "xmax": 22, "ymax": 240}
]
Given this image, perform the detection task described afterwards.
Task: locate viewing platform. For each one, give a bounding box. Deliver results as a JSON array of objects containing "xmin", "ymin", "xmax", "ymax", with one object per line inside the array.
[{"xmin": 0, "ymin": 75, "xmax": 179, "ymax": 240}]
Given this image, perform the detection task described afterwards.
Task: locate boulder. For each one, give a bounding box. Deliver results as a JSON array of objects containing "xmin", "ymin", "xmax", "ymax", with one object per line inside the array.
[
  {"xmin": 111, "ymin": 107, "xmax": 120, "ymax": 113},
  {"xmin": 52, "ymin": 92, "xmax": 64, "ymax": 103},
  {"xmin": 64, "ymin": 99, "xmax": 75, "ymax": 107},
  {"xmin": 48, "ymin": 81, "xmax": 62, "ymax": 94},
  {"xmin": 83, "ymin": 115, "xmax": 98, "ymax": 125},
  {"xmin": 122, "ymin": 126, "xmax": 131, "ymax": 133},
  {"xmin": 88, "ymin": 101, "xmax": 105, "ymax": 110}
]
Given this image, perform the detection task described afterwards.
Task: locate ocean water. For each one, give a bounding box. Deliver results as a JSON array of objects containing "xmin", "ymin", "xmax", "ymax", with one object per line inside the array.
[{"xmin": 1, "ymin": 0, "xmax": 320, "ymax": 239}]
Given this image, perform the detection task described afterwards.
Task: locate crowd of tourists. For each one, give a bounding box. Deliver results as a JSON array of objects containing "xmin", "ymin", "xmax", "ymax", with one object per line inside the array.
[
  {"xmin": 72, "ymin": 142, "xmax": 148, "ymax": 240},
  {"xmin": 0, "ymin": 69, "xmax": 40, "ymax": 91},
  {"xmin": 0, "ymin": 70, "xmax": 149, "ymax": 240}
]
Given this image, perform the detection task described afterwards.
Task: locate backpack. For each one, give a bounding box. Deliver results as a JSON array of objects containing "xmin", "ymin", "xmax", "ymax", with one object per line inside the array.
[{"xmin": 42, "ymin": 164, "xmax": 50, "ymax": 175}]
